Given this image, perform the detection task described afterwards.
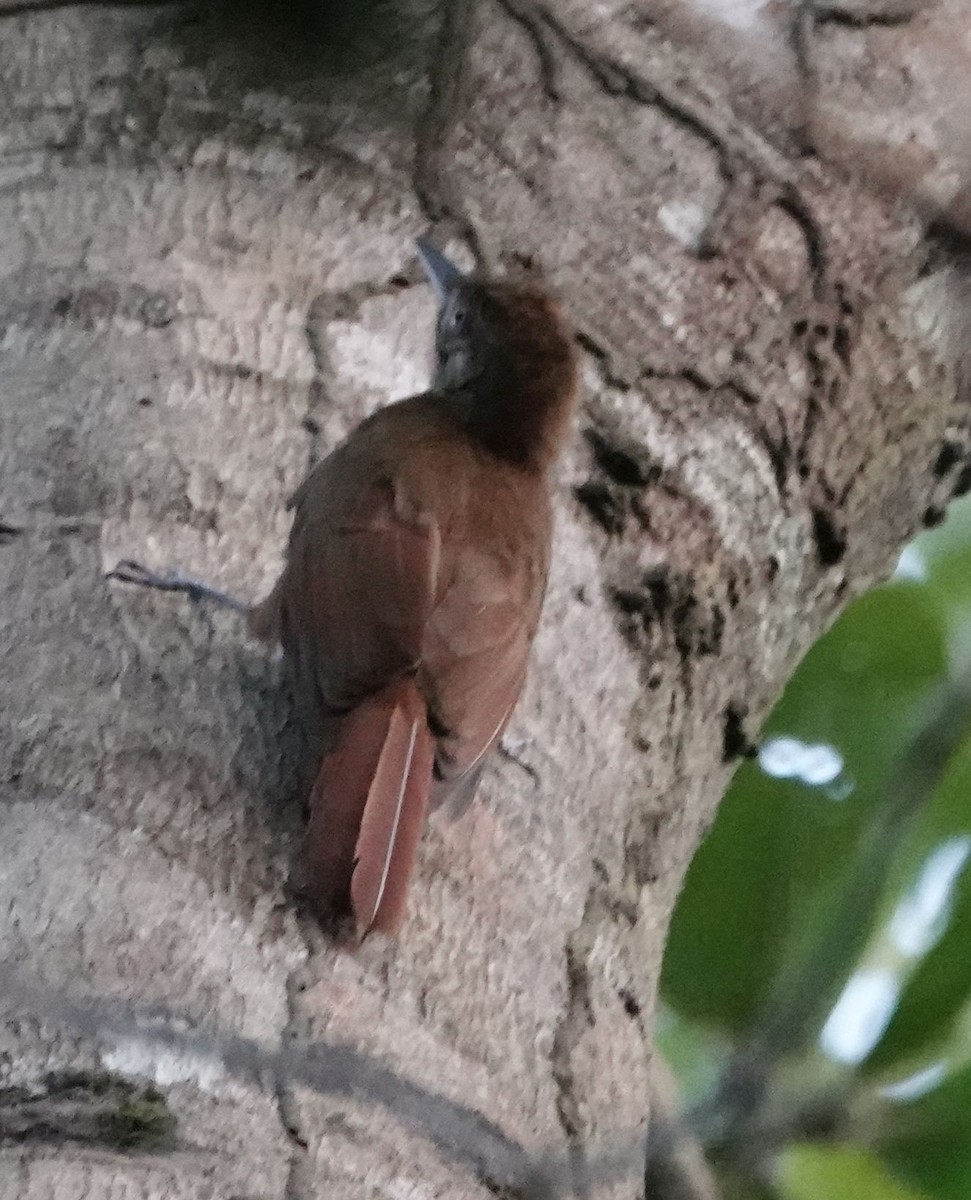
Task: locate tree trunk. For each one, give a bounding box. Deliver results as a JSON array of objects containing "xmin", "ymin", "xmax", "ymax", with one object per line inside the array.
[{"xmin": 1, "ymin": 1, "xmax": 968, "ymax": 1197}]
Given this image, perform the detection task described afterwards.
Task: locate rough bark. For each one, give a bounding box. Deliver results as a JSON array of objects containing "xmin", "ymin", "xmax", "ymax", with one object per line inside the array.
[{"xmin": 1, "ymin": 1, "xmax": 969, "ymax": 1197}]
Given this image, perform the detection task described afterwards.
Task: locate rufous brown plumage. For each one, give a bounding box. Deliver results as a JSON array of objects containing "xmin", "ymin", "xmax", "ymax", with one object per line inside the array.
[
  {"xmin": 107, "ymin": 239, "xmax": 579, "ymax": 942},
  {"xmin": 250, "ymin": 240, "xmax": 579, "ymax": 940}
]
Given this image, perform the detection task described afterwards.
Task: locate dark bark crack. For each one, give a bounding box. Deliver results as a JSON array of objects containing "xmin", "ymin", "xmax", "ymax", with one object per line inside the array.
[
  {"xmin": 0, "ymin": 0, "xmax": 183, "ymax": 16},
  {"xmin": 493, "ymin": 0, "xmax": 799, "ymax": 192},
  {"xmin": 549, "ymin": 888, "xmax": 600, "ymax": 1200},
  {"xmin": 275, "ymin": 962, "xmax": 314, "ymax": 1200},
  {"xmin": 495, "ymin": 0, "xmax": 563, "ymax": 103},
  {"xmin": 722, "ymin": 704, "xmax": 759, "ymax": 763},
  {"xmin": 813, "ymin": 0, "xmax": 921, "ymax": 25},
  {"xmin": 414, "ymin": 0, "xmax": 485, "ymax": 258},
  {"xmin": 790, "ymin": 0, "xmax": 918, "ymax": 162},
  {"xmin": 810, "ymin": 504, "xmax": 848, "ymax": 566}
]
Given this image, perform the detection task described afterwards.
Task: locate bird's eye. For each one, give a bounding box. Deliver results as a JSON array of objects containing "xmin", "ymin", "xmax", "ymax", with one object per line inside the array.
[{"xmin": 447, "ymin": 305, "xmax": 467, "ymax": 332}]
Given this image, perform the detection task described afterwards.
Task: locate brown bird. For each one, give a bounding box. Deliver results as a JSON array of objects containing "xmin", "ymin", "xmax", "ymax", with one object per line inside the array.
[{"xmin": 109, "ymin": 239, "xmax": 579, "ymax": 941}]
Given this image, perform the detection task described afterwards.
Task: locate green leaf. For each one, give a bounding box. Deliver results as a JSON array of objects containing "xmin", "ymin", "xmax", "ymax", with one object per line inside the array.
[
  {"xmin": 910, "ymin": 495, "xmax": 971, "ymax": 673},
  {"xmin": 717, "ymin": 1168, "xmax": 778, "ymax": 1200},
  {"xmin": 775, "ymin": 1145, "xmax": 931, "ymax": 1200},
  {"xmin": 661, "ymin": 582, "xmax": 947, "ymax": 1039},
  {"xmin": 862, "ymin": 733, "xmax": 971, "ymax": 1075},
  {"xmin": 877, "ymin": 1063, "xmax": 971, "ymax": 1200},
  {"xmin": 882, "ymin": 1142, "xmax": 971, "ymax": 1200},
  {"xmin": 660, "ymin": 756, "xmax": 790, "ymax": 1030}
]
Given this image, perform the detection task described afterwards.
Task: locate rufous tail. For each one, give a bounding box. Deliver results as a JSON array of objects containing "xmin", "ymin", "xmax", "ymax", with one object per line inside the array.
[{"xmin": 297, "ymin": 679, "xmax": 434, "ymax": 940}]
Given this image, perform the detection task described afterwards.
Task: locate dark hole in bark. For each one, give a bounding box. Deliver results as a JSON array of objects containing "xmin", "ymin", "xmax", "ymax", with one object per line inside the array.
[
  {"xmin": 934, "ymin": 441, "xmax": 962, "ymax": 478},
  {"xmin": 811, "ymin": 506, "xmax": 846, "ymax": 567},
  {"xmin": 722, "ymin": 705, "xmax": 757, "ymax": 762}
]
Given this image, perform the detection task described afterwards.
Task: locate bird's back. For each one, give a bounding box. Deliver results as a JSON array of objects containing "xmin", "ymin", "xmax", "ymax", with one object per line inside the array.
[{"xmin": 261, "ymin": 391, "xmax": 553, "ymax": 784}]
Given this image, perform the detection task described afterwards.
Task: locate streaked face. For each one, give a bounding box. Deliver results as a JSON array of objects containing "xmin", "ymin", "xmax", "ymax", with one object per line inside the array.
[{"xmin": 433, "ymin": 284, "xmax": 480, "ymax": 389}]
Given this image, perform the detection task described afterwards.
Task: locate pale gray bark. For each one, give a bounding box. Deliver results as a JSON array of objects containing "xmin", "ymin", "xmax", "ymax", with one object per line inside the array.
[{"xmin": 1, "ymin": 1, "xmax": 969, "ymax": 1198}]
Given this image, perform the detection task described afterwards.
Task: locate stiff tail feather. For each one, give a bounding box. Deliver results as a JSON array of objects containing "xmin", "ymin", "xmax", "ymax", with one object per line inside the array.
[{"xmin": 297, "ymin": 680, "xmax": 434, "ymax": 940}]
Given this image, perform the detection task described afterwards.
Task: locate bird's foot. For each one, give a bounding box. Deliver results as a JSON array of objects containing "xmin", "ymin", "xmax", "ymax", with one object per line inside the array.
[
  {"xmin": 498, "ymin": 734, "xmax": 541, "ymax": 788},
  {"xmin": 106, "ymin": 558, "xmax": 249, "ymax": 613}
]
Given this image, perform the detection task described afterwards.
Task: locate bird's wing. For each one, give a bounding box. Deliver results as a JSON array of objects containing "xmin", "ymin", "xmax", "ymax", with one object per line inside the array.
[
  {"xmin": 281, "ymin": 466, "xmax": 442, "ymax": 713},
  {"xmin": 278, "ymin": 405, "xmax": 549, "ymax": 799},
  {"xmin": 421, "ymin": 537, "xmax": 546, "ymax": 799}
]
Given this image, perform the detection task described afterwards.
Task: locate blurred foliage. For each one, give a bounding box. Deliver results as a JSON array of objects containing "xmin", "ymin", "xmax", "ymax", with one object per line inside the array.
[{"xmin": 659, "ymin": 497, "xmax": 971, "ymax": 1200}]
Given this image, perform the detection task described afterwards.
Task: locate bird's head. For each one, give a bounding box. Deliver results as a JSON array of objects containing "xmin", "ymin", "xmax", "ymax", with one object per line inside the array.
[
  {"xmin": 417, "ymin": 237, "xmax": 576, "ymax": 395},
  {"xmin": 416, "ymin": 237, "xmax": 579, "ymax": 468}
]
